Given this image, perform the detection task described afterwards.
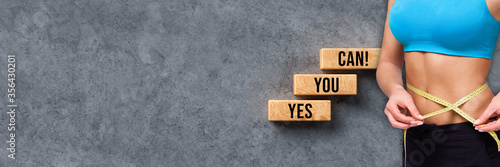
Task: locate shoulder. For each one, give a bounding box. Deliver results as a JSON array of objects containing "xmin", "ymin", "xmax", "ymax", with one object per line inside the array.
[
  {"xmin": 388, "ymin": 0, "xmax": 397, "ymax": 7},
  {"xmin": 486, "ymin": 0, "xmax": 500, "ymax": 22},
  {"xmin": 387, "ymin": 0, "xmax": 397, "ymax": 11}
]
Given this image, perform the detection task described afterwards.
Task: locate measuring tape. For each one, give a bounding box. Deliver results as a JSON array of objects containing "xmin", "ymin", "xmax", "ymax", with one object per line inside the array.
[{"xmin": 403, "ymin": 82, "xmax": 500, "ymax": 167}]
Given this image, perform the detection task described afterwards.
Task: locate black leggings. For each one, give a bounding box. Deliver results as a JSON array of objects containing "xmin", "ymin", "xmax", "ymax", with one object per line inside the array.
[{"xmin": 403, "ymin": 121, "xmax": 500, "ymax": 167}]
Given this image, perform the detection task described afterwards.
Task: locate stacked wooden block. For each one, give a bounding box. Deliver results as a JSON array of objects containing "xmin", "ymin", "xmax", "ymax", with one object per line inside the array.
[{"xmin": 268, "ymin": 48, "xmax": 380, "ymax": 121}]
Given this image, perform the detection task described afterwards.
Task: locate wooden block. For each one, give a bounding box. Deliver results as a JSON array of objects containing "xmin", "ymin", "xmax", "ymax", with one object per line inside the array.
[
  {"xmin": 320, "ymin": 48, "xmax": 380, "ymax": 70},
  {"xmin": 268, "ymin": 100, "xmax": 331, "ymax": 121},
  {"xmin": 294, "ymin": 74, "xmax": 357, "ymax": 95}
]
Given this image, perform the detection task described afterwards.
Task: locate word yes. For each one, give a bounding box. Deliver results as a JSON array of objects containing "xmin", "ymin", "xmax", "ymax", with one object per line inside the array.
[{"xmin": 288, "ymin": 103, "xmax": 312, "ymax": 119}]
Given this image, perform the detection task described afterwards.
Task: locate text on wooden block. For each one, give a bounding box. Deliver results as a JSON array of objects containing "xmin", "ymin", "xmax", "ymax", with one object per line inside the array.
[
  {"xmin": 294, "ymin": 74, "xmax": 357, "ymax": 95},
  {"xmin": 268, "ymin": 100, "xmax": 331, "ymax": 121},
  {"xmin": 320, "ymin": 48, "xmax": 380, "ymax": 70}
]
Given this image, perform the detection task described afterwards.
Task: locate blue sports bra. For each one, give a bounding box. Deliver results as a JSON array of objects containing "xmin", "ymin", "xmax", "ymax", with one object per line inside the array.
[{"xmin": 389, "ymin": 0, "xmax": 500, "ymax": 59}]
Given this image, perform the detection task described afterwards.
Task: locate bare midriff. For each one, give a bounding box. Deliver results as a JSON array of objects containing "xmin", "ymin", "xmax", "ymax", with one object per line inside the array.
[{"xmin": 404, "ymin": 51, "xmax": 495, "ymax": 125}]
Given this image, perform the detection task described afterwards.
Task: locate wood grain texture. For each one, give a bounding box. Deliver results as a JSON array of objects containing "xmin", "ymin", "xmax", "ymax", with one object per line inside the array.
[
  {"xmin": 294, "ymin": 74, "xmax": 357, "ymax": 95},
  {"xmin": 268, "ymin": 100, "xmax": 331, "ymax": 121},
  {"xmin": 320, "ymin": 48, "xmax": 380, "ymax": 70}
]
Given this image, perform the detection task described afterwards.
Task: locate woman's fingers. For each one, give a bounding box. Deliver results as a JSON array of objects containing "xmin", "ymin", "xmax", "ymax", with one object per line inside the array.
[
  {"xmin": 388, "ymin": 102, "xmax": 423, "ymax": 125},
  {"xmin": 385, "ymin": 108, "xmax": 411, "ymax": 129},
  {"xmin": 475, "ymin": 105, "xmax": 496, "ymax": 125},
  {"xmin": 475, "ymin": 100, "xmax": 500, "ymax": 132},
  {"xmin": 384, "ymin": 90, "xmax": 424, "ymax": 129},
  {"xmin": 476, "ymin": 119, "xmax": 500, "ymax": 132},
  {"xmin": 404, "ymin": 99, "xmax": 424, "ymax": 121},
  {"xmin": 482, "ymin": 119, "xmax": 495, "ymax": 125}
]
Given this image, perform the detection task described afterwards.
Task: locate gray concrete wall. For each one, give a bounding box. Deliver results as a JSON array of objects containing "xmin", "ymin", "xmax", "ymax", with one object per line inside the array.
[{"xmin": 2, "ymin": 0, "xmax": 500, "ymax": 166}]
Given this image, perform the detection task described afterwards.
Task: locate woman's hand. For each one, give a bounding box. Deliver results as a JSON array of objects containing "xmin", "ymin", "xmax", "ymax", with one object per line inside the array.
[
  {"xmin": 474, "ymin": 95, "xmax": 500, "ymax": 132},
  {"xmin": 384, "ymin": 88, "xmax": 424, "ymax": 129}
]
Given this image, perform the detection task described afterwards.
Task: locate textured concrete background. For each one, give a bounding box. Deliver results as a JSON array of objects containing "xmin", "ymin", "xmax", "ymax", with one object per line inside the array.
[{"xmin": 2, "ymin": 0, "xmax": 500, "ymax": 166}]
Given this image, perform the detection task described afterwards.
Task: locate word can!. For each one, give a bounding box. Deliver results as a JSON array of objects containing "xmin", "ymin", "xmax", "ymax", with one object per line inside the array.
[{"xmin": 320, "ymin": 48, "xmax": 380, "ymax": 70}]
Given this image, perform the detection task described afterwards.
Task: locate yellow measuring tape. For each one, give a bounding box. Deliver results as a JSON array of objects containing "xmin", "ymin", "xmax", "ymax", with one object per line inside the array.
[{"xmin": 403, "ymin": 82, "xmax": 500, "ymax": 167}]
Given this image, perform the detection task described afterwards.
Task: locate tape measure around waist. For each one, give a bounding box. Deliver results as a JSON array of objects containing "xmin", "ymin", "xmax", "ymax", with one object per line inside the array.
[{"xmin": 403, "ymin": 82, "xmax": 500, "ymax": 167}]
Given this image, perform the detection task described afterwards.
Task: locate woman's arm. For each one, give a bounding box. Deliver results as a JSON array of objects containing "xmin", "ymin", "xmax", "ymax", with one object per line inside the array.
[
  {"xmin": 376, "ymin": 0, "xmax": 423, "ymax": 129},
  {"xmin": 377, "ymin": 0, "xmax": 404, "ymax": 97},
  {"xmin": 473, "ymin": 0, "xmax": 500, "ymax": 132}
]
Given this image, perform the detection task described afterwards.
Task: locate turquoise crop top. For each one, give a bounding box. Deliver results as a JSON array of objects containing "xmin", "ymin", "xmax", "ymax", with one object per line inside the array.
[{"xmin": 388, "ymin": 0, "xmax": 500, "ymax": 59}]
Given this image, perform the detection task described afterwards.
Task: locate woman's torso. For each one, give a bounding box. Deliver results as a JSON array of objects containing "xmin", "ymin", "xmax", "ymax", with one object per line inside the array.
[
  {"xmin": 404, "ymin": 52, "xmax": 494, "ymax": 125},
  {"xmin": 388, "ymin": 0, "xmax": 500, "ymax": 125}
]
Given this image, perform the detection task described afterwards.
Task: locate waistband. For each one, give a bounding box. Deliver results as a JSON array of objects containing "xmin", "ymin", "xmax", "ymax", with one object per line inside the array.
[
  {"xmin": 408, "ymin": 121, "xmax": 474, "ymax": 133},
  {"xmin": 407, "ymin": 118, "xmax": 499, "ymax": 142}
]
